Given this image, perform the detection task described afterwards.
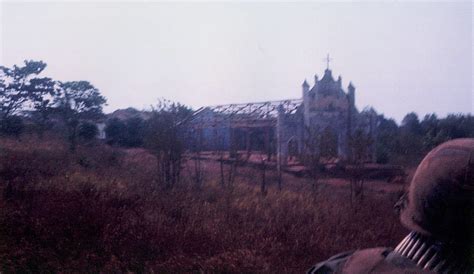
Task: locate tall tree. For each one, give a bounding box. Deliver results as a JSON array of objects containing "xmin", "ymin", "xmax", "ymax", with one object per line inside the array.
[
  {"xmin": 420, "ymin": 113, "xmax": 440, "ymax": 150},
  {"xmin": 56, "ymin": 81, "xmax": 106, "ymax": 151},
  {"xmin": 375, "ymin": 115, "xmax": 400, "ymax": 163},
  {"xmin": 401, "ymin": 112, "xmax": 422, "ymax": 135},
  {"xmin": 0, "ymin": 60, "xmax": 55, "ymax": 119},
  {"xmin": 348, "ymin": 128, "xmax": 373, "ymax": 205},
  {"xmin": 399, "ymin": 112, "xmax": 423, "ymax": 158},
  {"xmin": 438, "ymin": 114, "xmax": 474, "ymax": 140},
  {"xmin": 144, "ymin": 100, "xmax": 192, "ymax": 188},
  {"xmin": 349, "ymin": 129, "xmax": 373, "ymax": 164}
]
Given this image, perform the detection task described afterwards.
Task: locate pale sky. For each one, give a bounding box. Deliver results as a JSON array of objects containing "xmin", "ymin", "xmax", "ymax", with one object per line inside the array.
[{"xmin": 1, "ymin": 1, "xmax": 472, "ymax": 123}]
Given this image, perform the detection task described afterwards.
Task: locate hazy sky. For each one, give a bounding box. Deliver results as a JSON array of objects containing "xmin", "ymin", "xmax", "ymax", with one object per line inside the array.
[{"xmin": 1, "ymin": 1, "xmax": 472, "ymax": 123}]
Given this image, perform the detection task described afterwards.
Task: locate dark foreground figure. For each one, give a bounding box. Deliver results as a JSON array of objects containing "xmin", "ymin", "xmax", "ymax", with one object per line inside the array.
[{"xmin": 308, "ymin": 138, "xmax": 474, "ymax": 274}]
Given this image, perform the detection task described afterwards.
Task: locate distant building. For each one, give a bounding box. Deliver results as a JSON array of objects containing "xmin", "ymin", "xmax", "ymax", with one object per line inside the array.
[{"xmin": 184, "ymin": 66, "xmax": 377, "ymax": 164}]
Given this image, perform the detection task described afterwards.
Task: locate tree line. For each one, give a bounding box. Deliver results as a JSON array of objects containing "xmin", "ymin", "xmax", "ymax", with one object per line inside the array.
[
  {"xmin": 0, "ymin": 60, "xmax": 106, "ymax": 151},
  {"xmin": 106, "ymin": 109, "xmax": 474, "ymax": 167},
  {"xmin": 2, "ymin": 60, "xmax": 472, "ymax": 167},
  {"xmin": 376, "ymin": 112, "xmax": 474, "ymax": 164},
  {"xmin": 1, "ymin": 60, "xmax": 195, "ymax": 190}
]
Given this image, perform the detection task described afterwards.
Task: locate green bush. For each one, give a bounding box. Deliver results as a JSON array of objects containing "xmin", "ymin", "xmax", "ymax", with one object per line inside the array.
[
  {"xmin": 0, "ymin": 116, "xmax": 24, "ymax": 137},
  {"xmin": 78, "ymin": 122, "xmax": 98, "ymax": 141}
]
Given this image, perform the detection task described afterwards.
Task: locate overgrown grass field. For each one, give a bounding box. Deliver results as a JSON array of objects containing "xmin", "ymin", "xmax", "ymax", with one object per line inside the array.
[{"xmin": 0, "ymin": 136, "xmax": 408, "ymax": 273}]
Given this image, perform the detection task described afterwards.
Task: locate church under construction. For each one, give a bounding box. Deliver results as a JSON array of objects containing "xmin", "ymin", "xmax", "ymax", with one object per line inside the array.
[{"xmin": 185, "ymin": 65, "xmax": 377, "ymax": 165}]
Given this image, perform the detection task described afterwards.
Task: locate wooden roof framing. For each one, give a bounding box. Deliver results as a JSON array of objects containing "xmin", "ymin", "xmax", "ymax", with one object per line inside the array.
[{"xmin": 185, "ymin": 99, "xmax": 302, "ymax": 129}]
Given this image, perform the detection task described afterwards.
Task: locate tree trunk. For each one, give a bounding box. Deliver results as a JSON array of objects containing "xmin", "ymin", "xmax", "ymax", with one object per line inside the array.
[
  {"xmin": 261, "ymin": 159, "xmax": 266, "ymax": 195},
  {"xmin": 220, "ymin": 153, "xmax": 225, "ymax": 188},
  {"xmin": 69, "ymin": 125, "xmax": 77, "ymax": 152}
]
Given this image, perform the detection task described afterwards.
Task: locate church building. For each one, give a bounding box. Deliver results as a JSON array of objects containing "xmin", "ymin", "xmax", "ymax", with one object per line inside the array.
[{"xmin": 185, "ymin": 63, "xmax": 377, "ymax": 165}]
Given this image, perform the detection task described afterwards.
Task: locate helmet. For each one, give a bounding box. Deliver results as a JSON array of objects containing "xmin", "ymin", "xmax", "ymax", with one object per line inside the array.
[{"xmin": 400, "ymin": 138, "xmax": 474, "ymax": 248}]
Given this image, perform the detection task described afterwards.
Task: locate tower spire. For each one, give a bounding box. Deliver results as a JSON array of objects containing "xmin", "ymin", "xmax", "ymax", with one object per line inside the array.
[{"xmin": 323, "ymin": 53, "xmax": 332, "ymax": 70}]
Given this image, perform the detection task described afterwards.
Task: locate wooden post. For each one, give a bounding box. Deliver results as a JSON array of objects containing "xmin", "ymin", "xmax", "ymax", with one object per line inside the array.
[
  {"xmin": 277, "ymin": 142, "xmax": 282, "ymax": 191},
  {"xmin": 229, "ymin": 127, "xmax": 235, "ymax": 158},
  {"xmin": 276, "ymin": 113, "xmax": 283, "ymax": 191},
  {"xmin": 220, "ymin": 152, "xmax": 225, "ymax": 188},
  {"xmin": 265, "ymin": 127, "xmax": 271, "ymax": 161},
  {"xmin": 228, "ymin": 127, "xmax": 237, "ymax": 189},
  {"xmin": 261, "ymin": 158, "xmax": 266, "ymax": 195},
  {"xmin": 246, "ymin": 129, "xmax": 251, "ymax": 159}
]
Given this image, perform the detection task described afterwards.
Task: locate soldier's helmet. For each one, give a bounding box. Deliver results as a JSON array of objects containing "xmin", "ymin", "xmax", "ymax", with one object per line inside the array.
[{"xmin": 400, "ymin": 138, "xmax": 474, "ymax": 251}]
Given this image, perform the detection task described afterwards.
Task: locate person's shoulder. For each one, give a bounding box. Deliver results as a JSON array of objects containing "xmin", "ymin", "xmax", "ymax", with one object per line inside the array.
[
  {"xmin": 341, "ymin": 247, "xmax": 392, "ymax": 273},
  {"xmin": 307, "ymin": 247, "xmax": 395, "ymax": 274},
  {"xmin": 346, "ymin": 248, "xmax": 434, "ymax": 273},
  {"xmin": 307, "ymin": 250, "xmax": 355, "ymax": 274},
  {"xmin": 308, "ymin": 247, "xmax": 435, "ymax": 274}
]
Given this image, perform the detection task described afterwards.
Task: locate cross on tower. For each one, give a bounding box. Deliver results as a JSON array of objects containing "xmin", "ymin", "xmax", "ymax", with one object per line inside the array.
[{"xmin": 323, "ymin": 54, "xmax": 332, "ymax": 70}]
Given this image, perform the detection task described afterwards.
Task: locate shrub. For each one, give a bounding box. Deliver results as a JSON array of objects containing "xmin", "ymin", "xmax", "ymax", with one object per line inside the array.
[
  {"xmin": 105, "ymin": 118, "xmax": 126, "ymax": 146},
  {"xmin": 105, "ymin": 117, "xmax": 145, "ymax": 147},
  {"xmin": 0, "ymin": 116, "xmax": 24, "ymax": 137},
  {"xmin": 78, "ymin": 121, "xmax": 98, "ymax": 141}
]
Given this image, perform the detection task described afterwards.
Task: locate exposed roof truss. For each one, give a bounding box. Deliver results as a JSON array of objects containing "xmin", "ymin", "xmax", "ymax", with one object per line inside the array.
[{"xmin": 186, "ymin": 99, "xmax": 302, "ymax": 129}]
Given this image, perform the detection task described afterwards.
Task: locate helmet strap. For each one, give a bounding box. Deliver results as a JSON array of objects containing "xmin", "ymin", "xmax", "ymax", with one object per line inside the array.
[{"xmin": 394, "ymin": 231, "xmax": 472, "ymax": 273}]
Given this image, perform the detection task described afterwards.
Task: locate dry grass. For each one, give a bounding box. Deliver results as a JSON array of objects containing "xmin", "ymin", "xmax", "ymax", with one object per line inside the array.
[{"xmin": 0, "ymin": 136, "xmax": 408, "ymax": 273}]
